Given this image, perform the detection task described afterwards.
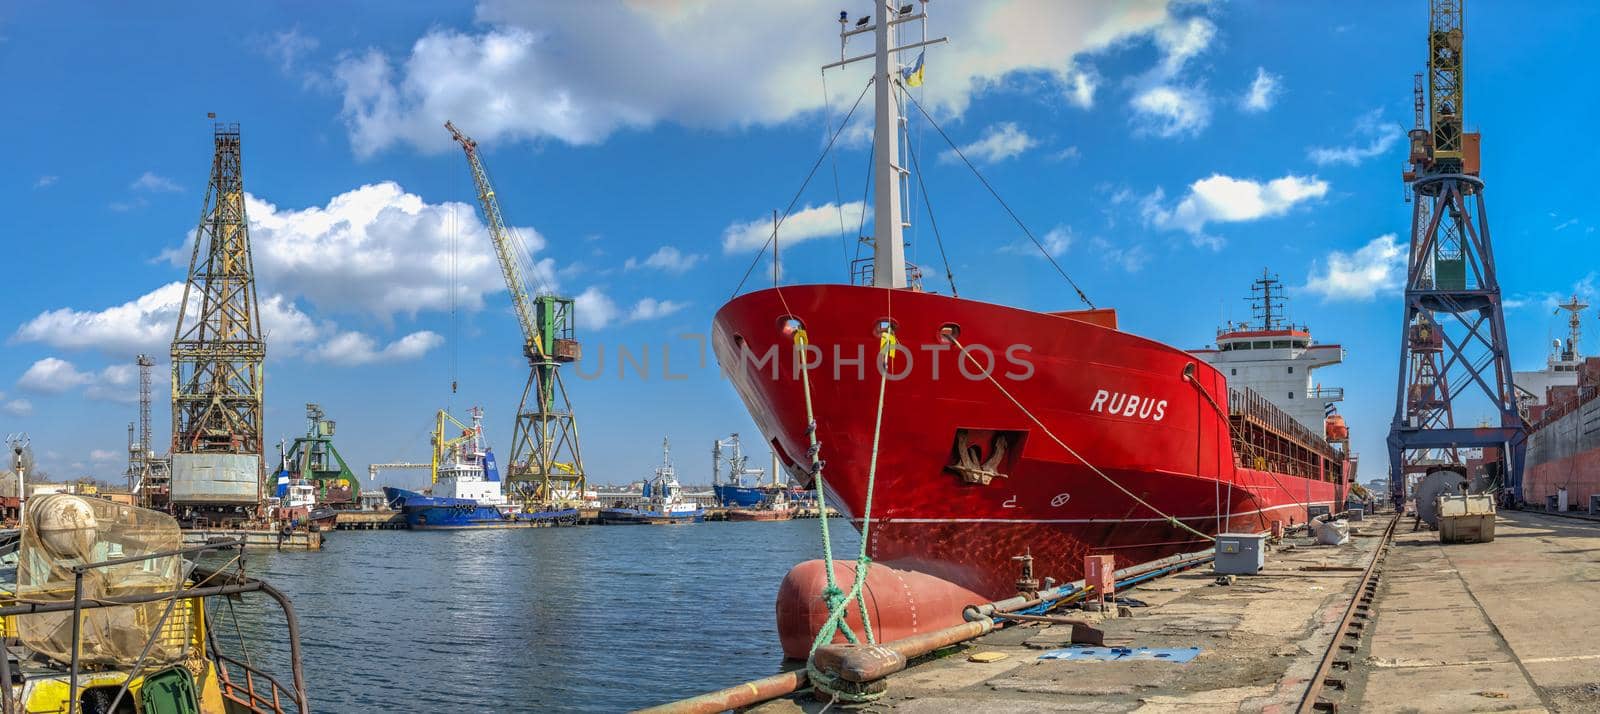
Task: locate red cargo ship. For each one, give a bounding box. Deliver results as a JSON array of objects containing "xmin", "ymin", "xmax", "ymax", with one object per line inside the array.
[{"xmin": 713, "ymin": 4, "xmax": 1349, "ymax": 658}]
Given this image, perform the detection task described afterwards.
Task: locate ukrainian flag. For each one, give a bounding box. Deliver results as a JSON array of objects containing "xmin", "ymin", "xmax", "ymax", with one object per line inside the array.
[{"xmin": 901, "ymin": 50, "xmax": 925, "ymax": 87}]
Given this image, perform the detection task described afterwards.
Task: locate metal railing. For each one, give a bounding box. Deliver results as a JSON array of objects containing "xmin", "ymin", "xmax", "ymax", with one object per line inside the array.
[
  {"xmin": 1307, "ymin": 387, "xmax": 1345, "ymax": 401},
  {"xmin": 0, "ymin": 539, "xmax": 309, "ymax": 714}
]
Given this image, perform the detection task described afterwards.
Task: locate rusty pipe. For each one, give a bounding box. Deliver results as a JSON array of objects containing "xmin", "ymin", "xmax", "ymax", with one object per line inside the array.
[
  {"xmin": 634, "ymin": 669, "xmax": 808, "ymax": 714},
  {"xmin": 812, "ymin": 618, "xmax": 995, "ymax": 683},
  {"xmin": 966, "ymin": 548, "xmax": 1214, "ymax": 621}
]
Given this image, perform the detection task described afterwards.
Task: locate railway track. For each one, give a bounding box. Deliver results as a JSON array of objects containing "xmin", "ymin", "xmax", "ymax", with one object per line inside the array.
[{"xmin": 1296, "ymin": 512, "xmax": 1400, "ymax": 713}]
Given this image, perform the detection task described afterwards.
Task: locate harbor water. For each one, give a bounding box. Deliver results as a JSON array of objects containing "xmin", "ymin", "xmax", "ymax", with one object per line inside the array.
[{"xmin": 205, "ymin": 520, "xmax": 860, "ymax": 712}]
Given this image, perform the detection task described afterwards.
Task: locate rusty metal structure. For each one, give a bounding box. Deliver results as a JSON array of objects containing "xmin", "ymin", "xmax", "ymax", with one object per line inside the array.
[
  {"xmin": 169, "ymin": 121, "xmax": 266, "ymax": 521},
  {"xmin": 445, "ymin": 121, "xmax": 587, "ymax": 507},
  {"xmin": 1388, "ymin": 0, "xmax": 1524, "ymax": 507}
]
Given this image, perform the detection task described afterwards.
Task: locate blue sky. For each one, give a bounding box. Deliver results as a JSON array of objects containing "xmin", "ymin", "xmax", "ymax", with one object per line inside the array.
[{"xmin": 3, "ymin": 1, "xmax": 1597, "ymax": 487}]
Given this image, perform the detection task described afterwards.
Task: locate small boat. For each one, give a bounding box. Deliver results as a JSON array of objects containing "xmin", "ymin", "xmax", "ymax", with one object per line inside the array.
[
  {"xmin": 381, "ymin": 407, "xmax": 578, "ymax": 530},
  {"xmin": 712, "ymin": 433, "xmax": 790, "ymax": 507},
  {"xmin": 1, "ymin": 493, "xmax": 309, "ymax": 712},
  {"xmin": 600, "ymin": 439, "xmax": 705, "ymax": 525},
  {"xmin": 728, "ymin": 488, "xmax": 795, "ymax": 522}
]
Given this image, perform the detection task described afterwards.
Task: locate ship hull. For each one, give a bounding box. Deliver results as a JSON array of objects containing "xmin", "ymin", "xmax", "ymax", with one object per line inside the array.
[
  {"xmin": 727, "ymin": 508, "xmax": 794, "ymax": 522},
  {"xmin": 713, "ymin": 484, "xmax": 770, "ymax": 508},
  {"xmin": 599, "ymin": 508, "xmax": 705, "ymax": 525},
  {"xmin": 713, "ymin": 285, "xmax": 1341, "ymax": 600},
  {"xmin": 381, "ymin": 487, "xmax": 577, "ymax": 529},
  {"xmin": 1525, "ymin": 395, "xmax": 1600, "ymax": 509}
]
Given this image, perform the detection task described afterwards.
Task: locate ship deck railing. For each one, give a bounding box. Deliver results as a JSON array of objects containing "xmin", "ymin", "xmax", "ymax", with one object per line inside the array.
[
  {"xmin": 1228, "ymin": 387, "xmax": 1343, "ymax": 481},
  {"xmin": 0, "ymin": 536, "xmax": 309, "ymax": 714}
]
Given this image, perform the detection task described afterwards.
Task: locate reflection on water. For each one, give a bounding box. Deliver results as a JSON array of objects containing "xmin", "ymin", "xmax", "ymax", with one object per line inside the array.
[{"xmin": 203, "ymin": 520, "xmax": 860, "ymax": 713}]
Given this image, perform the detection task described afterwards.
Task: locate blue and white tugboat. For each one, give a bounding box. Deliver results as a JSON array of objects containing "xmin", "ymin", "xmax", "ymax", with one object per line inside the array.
[
  {"xmin": 382, "ymin": 407, "xmax": 577, "ymax": 529},
  {"xmin": 600, "ymin": 438, "xmax": 704, "ymax": 525}
]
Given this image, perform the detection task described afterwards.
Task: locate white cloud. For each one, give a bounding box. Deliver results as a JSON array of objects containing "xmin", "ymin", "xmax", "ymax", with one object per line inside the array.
[
  {"xmin": 1004, "ymin": 225, "xmax": 1072, "ymax": 258},
  {"xmin": 1240, "ymin": 67, "xmax": 1280, "ymax": 112},
  {"xmin": 573, "ymin": 287, "xmax": 688, "ymax": 330},
  {"xmin": 311, "ymin": 330, "xmax": 443, "ymax": 366},
  {"xmin": 1302, "ymin": 234, "xmax": 1406, "ymax": 301},
  {"xmin": 940, "ymin": 122, "xmax": 1038, "ymax": 165},
  {"xmin": 1130, "ymin": 85, "xmax": 1211, "ymax": 138},
  {"xmin": 627, "ymin": 298, "xmax": 688, "ymax": 322},
  {"xmin": 1143, "ymin": 173, "xmax": 1329, "ymax": 245},
  {"xmin": 130, "ymin": 172, "xmax": 182, "ymax": 193},
  {"xmin": 1307, "ymin": 109, "xmax": 1402, "ymax": 166},
  {"xmin": 17, "ymin": 358, "xmax": 93, "ymax": 394},
  {"xmin": 14, "ymin": 358, "xmax": 149, "ymax": 404},
  {"xmin": 14, "ymin": 282, "xmax": 186, "ymax": 356},
  {"xmin": 90, "ymin": 449, "xmax": 119, "ymax": 464},
  {"xmin": 624, "ymin": 246, "xmax": 703, "ymax": 274},
  {"xmin": 34, "ymin": 175, "xmax": 57, "ymax": 189},
  {"xmin": 331, "ymin": 1, "xmax": 1186, "ymax": 156},
  {"xmin": 2, "ymin": 399, "xmax": 32, "ymax": 417},
  {"xmin": 242, "ymin": 182, "xmax": 528, "ymax": 318},
  {"xmin": 262, "ymin": 28, "xmax": 319, "ymax": 74},
  {"xmin": 1152, "ymin": 15, "xmax": 1216, "ymax": 76},
  {"xmin": 722, "ymin": 201, "xmax": 868, "ymax": 254},
  {"xmin": 1090, "ymin": 237, "xmax": 1150, "ymax": 273},
  {"xmin": 1052, "ymin": 146, "xmax": 1081, "ymax": 162}
]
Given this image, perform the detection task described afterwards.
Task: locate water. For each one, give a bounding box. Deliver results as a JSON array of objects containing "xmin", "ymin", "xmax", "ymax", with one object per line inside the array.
[{"xmin": 207, "ymin": 521, "xmax": 860, "ymax": 712}]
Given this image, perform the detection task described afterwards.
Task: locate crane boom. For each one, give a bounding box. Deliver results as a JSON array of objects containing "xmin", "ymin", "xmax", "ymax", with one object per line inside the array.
[{"xmin": 446, "ymin": 121, "xmax": 545, "ymax": 360}]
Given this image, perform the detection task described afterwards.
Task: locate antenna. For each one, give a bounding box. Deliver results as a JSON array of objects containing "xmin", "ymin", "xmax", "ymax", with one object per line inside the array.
[
  {"xmin": 1247, "ymin": 269, "xmax": 1287, "ymax": 330},
  {"xmin": 1554, "ymin": 294, "xmax": 1587, "ymax": 362}
]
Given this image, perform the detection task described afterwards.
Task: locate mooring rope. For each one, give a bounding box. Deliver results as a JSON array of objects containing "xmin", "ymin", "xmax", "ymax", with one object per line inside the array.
[
  {"xmin": 950, "ymin": 337, "xmax": 1214, "ymax": 543},
  {"xmin": 792, "ymin": 294, "xmax": 897, "ymax": 705}
]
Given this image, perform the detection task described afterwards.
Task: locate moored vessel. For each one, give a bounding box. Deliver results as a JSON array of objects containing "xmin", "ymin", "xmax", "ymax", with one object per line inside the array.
[
  {"xmin": 600, "ymin": 439, "xmax": 705, "ymax": 525},
  {"xmin": 709, "ymin": 3, "xmax": 1350, "ymax": 658},
  {"xmin": 1519, "ymin": 296, "xmax": 1600, "ymax": 510},
  {"xmin": 382, "ymin": 407, "xmax": 577, "ymax": 529}
]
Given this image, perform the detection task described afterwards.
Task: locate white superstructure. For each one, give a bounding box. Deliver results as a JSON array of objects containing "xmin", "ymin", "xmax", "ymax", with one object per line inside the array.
[
  {"xmin": 1192, "ymin": 271, "xmax": 1346, "ymax": 438},
  {"xmin": 1513, "ymin": 295, "xmax": 1585, "ymax": 409}
]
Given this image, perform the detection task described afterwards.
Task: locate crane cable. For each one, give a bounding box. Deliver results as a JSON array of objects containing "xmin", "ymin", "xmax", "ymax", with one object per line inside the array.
[{"xmin": 902, "ymin": 90, "xmax": 1094, "ymax": 309}]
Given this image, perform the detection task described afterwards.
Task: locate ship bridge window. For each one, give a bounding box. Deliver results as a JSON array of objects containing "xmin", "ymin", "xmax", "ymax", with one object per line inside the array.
[
  {"xmin": 1252, "ymin": 341, "xmax": 1270, "ymax": 349},
  {"xmin": 1231, "ymin": 368, "xmax": 1237, "ymax": 376},
  {"xmin": 1272, "ymin": 340, "xmax": 1290, "ymax": 349},
  {"xmin": 1287, "ymin": 366, "xmax": 1294, "ymax": 374},
  {"xmin": 1294, "ymin": 340, "xmax": 1308, "ymax": 349},
  {"xmin": 1288, "ymin": 392, "xmax": 1295, "ymax": 399}
]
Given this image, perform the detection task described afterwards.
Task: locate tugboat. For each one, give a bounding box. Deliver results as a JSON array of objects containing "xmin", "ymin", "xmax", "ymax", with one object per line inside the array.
[
  {"xmin": 1, "ymin": 493, "xmax": 309, "ymax": 712},
  {"xmin": 600, "ymin": 439, "xmax": 705, "ymax": 525},
  {"xmin": 728, "ymin": 487, "xmax": 795, "ymax": 522},
  {"xmin": 382, "ymin": 407, "xmax": 577, "ymax": 529}
]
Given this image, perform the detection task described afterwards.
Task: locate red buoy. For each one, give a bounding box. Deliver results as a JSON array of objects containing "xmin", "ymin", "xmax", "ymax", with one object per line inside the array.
[{"xmin": 775, "ymin": 559, "xmax": 987, "ymax": 660}]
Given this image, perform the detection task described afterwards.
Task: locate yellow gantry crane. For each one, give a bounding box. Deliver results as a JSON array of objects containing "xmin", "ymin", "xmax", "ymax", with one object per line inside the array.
[{"xmin": 445, "ymin": 121, "xmax": 588, "ymax": 508}]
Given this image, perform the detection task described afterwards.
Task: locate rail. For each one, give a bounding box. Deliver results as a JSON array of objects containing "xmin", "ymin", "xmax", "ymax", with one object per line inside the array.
[
  {"xmin": 1297, "ymin": 512, "xmax": 1399, "ymax": 712},
  {"xmin": 0, "ymin": 539, "xmax": 309, "ymax": 714},
  {"xmin": 1227, "ymin": 387, "xmax": 1342, "ymax": 481}
]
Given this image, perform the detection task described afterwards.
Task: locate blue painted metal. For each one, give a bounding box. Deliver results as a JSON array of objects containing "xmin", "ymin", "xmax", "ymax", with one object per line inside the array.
[
  {"xmin": 1038, "ymin": 646, "xmax": 1201, "ymax": 663},
  {"xmin": 1387, "ymin": 172, "xmax": 1525, "ymax": 508},
  {"xmin": 381, "ymin": 486, "xmax": 575, "ymax": 529}
]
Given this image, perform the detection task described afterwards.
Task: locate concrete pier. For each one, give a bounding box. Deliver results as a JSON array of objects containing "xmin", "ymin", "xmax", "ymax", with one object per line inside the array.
[
  {"xmin": 1345, "ymin": 509, "xmax": 1600, "ymax": 712},
  {"xmin": 732, "ymin": 509, "xmax": 1600, "ymax": 712}
]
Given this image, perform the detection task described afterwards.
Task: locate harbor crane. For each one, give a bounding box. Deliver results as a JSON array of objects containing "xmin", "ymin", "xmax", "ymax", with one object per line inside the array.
[
  {"xmin": 1387, "ymin": 0, "xmax": 1524, "ymax": 507},
  {"xmin": 446, "ymin": 121, "xmax": 587, "ymax": 508},
  {"xmin": 169, "ymin": 120, "xmax": 267, "ymax": 524}
]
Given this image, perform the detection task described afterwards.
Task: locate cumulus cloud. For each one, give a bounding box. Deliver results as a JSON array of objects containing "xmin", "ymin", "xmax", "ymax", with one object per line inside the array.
[
  {"xmin": 940, "ymin": 122, "xmax": 1038, "ymax": 165},
  {"xmin": 1142, "ymin": 173, "xmax": 1329, "ymax": 246},
  {"xmin": 1127, "ymin": 15, "xmax": 1216, "ymax": 138},
  {"xmin": 624, "ymin": 246, "xmax": 703, "ymax": 274},
  {"xmin": 1090, "ymin": 237, "xmax": 1150, "ymax": 273},
  {"xmin": 242, "ymin": 182, "xmax": 526, "ymax": 318},
  {"xmin": 722, "ymin": 201, "xmax": 868, "ymax": 254},
  {"xmin": 329, "ymin": 1, "xmax": 1186, "ymax": 156},
  {"xmin": 310, "ymin": 330, "xmax": 443, "ymax": 366},
  {"xmin": 1307, "ymin": 109, "xmax": 1403, "ymax": 166},
  {"xmin": 1240, "ymin": 67, "xmax": 1281, "ymax": 112},
  {"xmin": 574, "ymin": 288, "xmax": 688, "ymax": 330},
  {"xmin": 17, "ymin": 358, "xmax": 94, "ymax": 394},
  {"xmin": 14, "ymin": 282, "xmax": 187, "ymax": 356},
  {"xmin": 1002, "ymin": 225, "xmax": 1072, "ymax": 258},
  {"xmin": 1302, "ymin": 234, "xmax": 1407, "ymax": 301},
  {"xmin": 2, "ymin": 398, "xmax": 32, "ymax": 417},
  {"xmin": 130, "ymin": 172, "xmax": 182, "ymax": 193},
  {"xmin": 1130, "ymin": 85, "xmax": 1211, "ymax": 138}
]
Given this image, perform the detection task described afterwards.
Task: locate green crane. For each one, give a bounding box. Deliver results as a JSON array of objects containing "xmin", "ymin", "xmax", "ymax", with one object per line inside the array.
[{"xmin": 446, "ymin": 121, "xmax": 587, "ymax": 508}]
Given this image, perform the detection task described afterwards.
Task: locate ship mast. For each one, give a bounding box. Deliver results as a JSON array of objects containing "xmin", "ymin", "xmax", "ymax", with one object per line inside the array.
[{"xmin": 828, "ymin": 1, "xmax": 946, "ymax": 289}]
